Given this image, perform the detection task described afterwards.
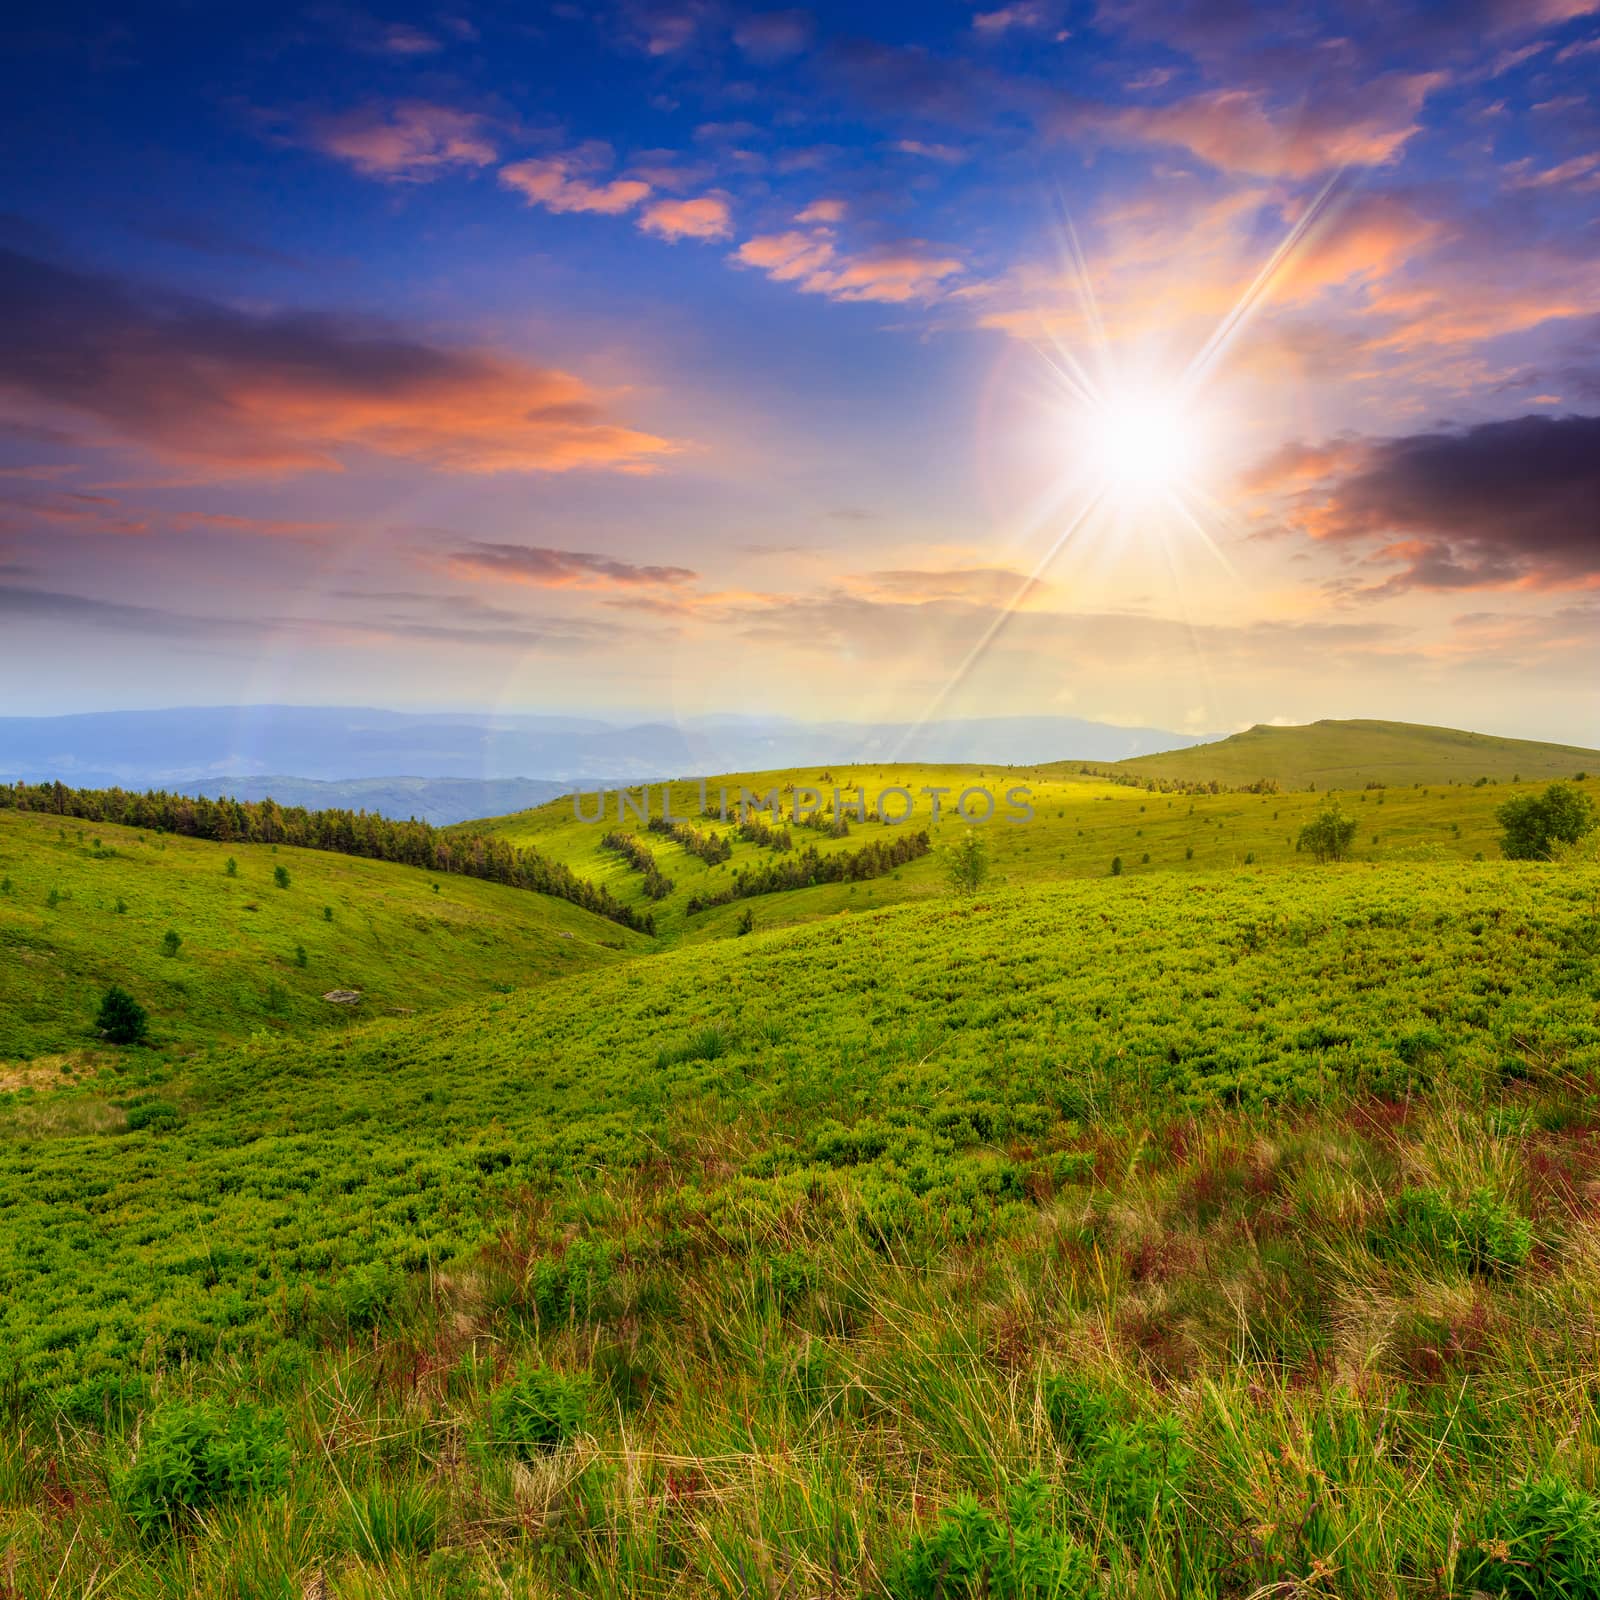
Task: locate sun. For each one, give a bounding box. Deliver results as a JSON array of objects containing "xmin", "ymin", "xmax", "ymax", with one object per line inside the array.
[{"xmin": 1084, "ymin": 385, "xmax": 1200, "ymax": 503}]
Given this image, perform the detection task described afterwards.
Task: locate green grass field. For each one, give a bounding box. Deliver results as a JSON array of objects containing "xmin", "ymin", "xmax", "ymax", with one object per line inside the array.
[
  {"xmin": 0, "ymin": 809, "xmax": 642, "ymax": 1063},
  {"xmin": 463, "ymin": 758, "xmax": 1569, "ymax": 943},
  {"xmin": 2, "ymin": 721, "xmax": 1600, "ymax": 1598}
]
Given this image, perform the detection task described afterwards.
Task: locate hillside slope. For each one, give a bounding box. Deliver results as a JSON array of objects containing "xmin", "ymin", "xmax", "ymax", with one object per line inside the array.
[
  {"xmin": 3, "ymin": 858, "xmax": 1598, "ymax": 1595},
  {"xmin": 0, "ymin": 808, "xmax": 644, "ymax": 1061},
  {"xmin": 1094, "ymin": 718, "xmax": 1599, "ymax": 789},
  {"xmin": 465, "ymin": 758, "xmax": 1558, "ymax": 943}
]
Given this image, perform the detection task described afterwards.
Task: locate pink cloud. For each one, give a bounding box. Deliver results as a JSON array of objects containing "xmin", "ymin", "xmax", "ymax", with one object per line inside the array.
[
  {"xmin": 733, "ymin": 229, "xmax": 961, "ymax": 303},
  {"xmin": 308, "ymin": 102, "xmax": 497, "ymax": 181},
  {"xmin": 1094, "ymin": 74, "xmax": 1445, "ymax": 177},
  {"xmin": 796, "ymin": 198, "xmax": 846, "ymax": 223},
  {"xmin": 638, "ymin": 194, "xmax": 734, "ymax": 241},
  {"xmin": 500, "ymin": 152, "xmax": 652, "ymax": 215}
]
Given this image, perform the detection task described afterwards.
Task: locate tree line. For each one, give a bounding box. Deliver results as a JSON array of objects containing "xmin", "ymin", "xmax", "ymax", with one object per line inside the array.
[
  {"xmin": 646, "ymin": 817, "xmax": 733, "ymax": 864},
  {"xmin": 600, "ymin": 831, "xmax": 674, "ymax": 900},
  {"xmin": 0, "ymin": 780, "xmax": 655, "ymax": 934},
  {"xmin": 685, "ymin": 830, "xmax": 932, "ymax": 914}
]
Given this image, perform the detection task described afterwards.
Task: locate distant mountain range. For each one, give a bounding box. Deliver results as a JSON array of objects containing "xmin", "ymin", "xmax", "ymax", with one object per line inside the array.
[{"xmin": 0, "ymin": 705, "xmax": 1205, "ymax": 791}]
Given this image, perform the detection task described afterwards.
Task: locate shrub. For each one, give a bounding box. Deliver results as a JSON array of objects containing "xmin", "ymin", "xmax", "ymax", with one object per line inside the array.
[
  {"xmin": 1298, "ymin": 804, "xmax": 1358, "ymax": 863},
  {"xmin": 1110, "ymin": 856, "xmax": 1123, "ymax": 876},
  {"xmin": 1497, "ymin": 782, "xmax": 1598, "ymax": 861},
  {"xmin": 113, "ymin": 1399, "xmax": 289, "ymax": 1534},
  {"xmin": 125, "ymin": 1098, "xmax": 182, "ymax": 1133},
  {"xmin": 736, "ymin": 907, "xmax": 754, "ymax": 936},
  {"xmin": 945, "ymin": 831, "xmax": 991, "ymax": 896},
  {"xmin": 273, "ymin": 865, "xmax": 290, "ymax": 889},
  {"xmin": 1380, "ymin": 1186, "xmax": 1532, "ymax": 1275},
  {"xmin": 225, "ymin": 857, "xmax": 237, "ymax": 877},
  {"xmin": 97, "ymin": 984, "xmax": 148, "ymax": 1045},
  {"xmin": 323, "ymin": 905, "xmax": 333, "ymax": 921},
  {"xmin": 487, "ymin": 1367, "xmax": 591, "ymax": 1457},
  {"xmin": 294, "ymin": 944, "xmax": 308, "ymax": 968},
  {"xmin": 1466, "ymin": 1477, "xmax": 1600, "ymax": 1596},
  {"xmin": 884, "ymin": 1475, "xmax": 1094, "ymax": 1600},
  {"xmin": 160, "ymin": 930, "xmax": 182, "ymax": 958}
]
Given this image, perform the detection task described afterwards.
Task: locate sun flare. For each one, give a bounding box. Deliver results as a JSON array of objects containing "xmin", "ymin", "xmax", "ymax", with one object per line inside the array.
[{"xmin": 1083, "ymin": 386, "xmax": 1201, "ymax": 503}]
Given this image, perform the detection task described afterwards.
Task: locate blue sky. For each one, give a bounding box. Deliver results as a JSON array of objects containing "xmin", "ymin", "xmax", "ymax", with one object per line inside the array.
[{"xmin": 1, "ymin": 0, "xmax": 1597, "ymax": 740}]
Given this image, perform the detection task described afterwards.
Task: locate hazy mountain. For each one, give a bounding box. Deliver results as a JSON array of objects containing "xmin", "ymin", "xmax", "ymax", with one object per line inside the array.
[{"xmin": 0, "ymin": 706, "xmax": 1205, "ymax": 793}]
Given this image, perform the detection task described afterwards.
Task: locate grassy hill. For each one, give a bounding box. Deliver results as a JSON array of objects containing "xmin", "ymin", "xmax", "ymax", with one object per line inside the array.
[
  {"xmin": 0, "ymin": 807, "xmax": 643, "ymax": 1062},
  {"xmin": 4, "ymin": 719, "xmax": 1600, "ymax": 1597},
  {"xmin": 1091, "ymin": 717, "xmax": 1600, "ymax": 790},
  {"xmin": 1, "ymin": 858, "xmax": 1597, "ymax": 1594},
  {"xmin": 464, "ymin": 757, "xmax": 1563, "ymax": 944}
]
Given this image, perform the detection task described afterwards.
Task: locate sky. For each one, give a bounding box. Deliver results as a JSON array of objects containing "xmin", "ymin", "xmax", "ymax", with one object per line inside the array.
[{"xmin": 1, "ymin": 0, "xmax": 1597, "ymax": 743}]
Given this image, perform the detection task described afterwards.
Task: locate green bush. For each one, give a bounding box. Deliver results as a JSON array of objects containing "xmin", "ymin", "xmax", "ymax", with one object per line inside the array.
[
  {"xmin": 1380, "ymin": 1186, "xmax": 1532, "ymax": 1275},
  {"xmin": 113, "ymin": 1399, "xmax": 289, "ymax": 1534},
  {"xmin": 96, "ymin": 984, "xmax": 148, "ymax": 1045},
  {"xmin": 945, "ymin": 831, "xmax": 991, "ymax": 896},
  {"xmin": 884, "ymin": 1475, "xmax": 1094, "ymax": 1599},
  {"xmin": 1497, "ymin": 782, "xmax": 1598, "ymax": 861},
  {"xmin": 487, "ymin": 1366, "xmax": 591, "ymax": 1457},
  {"xmin": 1299, "ymin": 804, "xmax": 1358, "ymax": 863},
  {"xmin": 160, "ymin": 929, "xmax": 182, "ymax": 958},
  {"xmin": 124, "ymin": 1098, "xmax": 182, "ymax": 1133},
  {"xmin": 274, "ymin": 865, "xmax": 290, "ymax": 889},
  {"xmin": 1467, "ymin": 1477, "xmax": 1600, "ymax": 1596}
]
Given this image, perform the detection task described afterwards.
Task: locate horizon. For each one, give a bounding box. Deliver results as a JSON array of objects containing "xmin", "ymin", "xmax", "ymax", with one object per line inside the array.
[{"xmin": 1, "ymin": 2, "xmax": 1597, "ymax": 741}]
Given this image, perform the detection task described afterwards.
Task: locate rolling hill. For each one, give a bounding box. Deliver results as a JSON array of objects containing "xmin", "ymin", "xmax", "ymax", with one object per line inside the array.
[
  {"xmin": 462, "ymin": 752, "xmax": 1572, "ymax": 944},
  {"xmin": 3, "ymin": 716, "xmax": 1599, "ymax": 1597},
  {"xmin": 0, "ymin": 807, "xmax": 644, "ymax": 1062},
  {"xmin": 1094, "ymin": 717, "xmax": 1600, "ymax": 790},
  {"xmin": 2, "ymin": 857, "xmax": 1597, "ymax": 1594}
]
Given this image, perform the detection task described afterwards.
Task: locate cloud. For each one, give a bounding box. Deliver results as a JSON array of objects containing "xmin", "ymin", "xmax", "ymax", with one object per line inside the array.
[
  {"xmin": 1257, "ymin": 413, "xmax": 1600, "ymax": 593},
  {"xmin": 638, "ymin": 195, "xmax": 733, "ymax": 241},
  {"xmin": 795, "ymin": 198, "xmax": 846, "ymax": 223},
  {"xmin": 500, "ymin": 150, "xmax": 652, "ymax": 215},
  {"xmin": 733, "ymin": 230, "xmax": 962, "ymax": 303},
  {"xmin": 733, "ymin": 10, "xmax": 813, "ymax": 62},
  {"xmin": 1089, "ymin": 74, "xmax": 1445, "ymax": 177},
  {"xmin": 445, "ymin": 541, "xmax": 699, "ymax": 589},
  {"xmin": 972, "ymin": 4, "xmax": 1049, "ymax": 33},
  {"xmin": 0, "ymin": 250, "xmax": 681, "ymax": 478},
  {"xmin": 307, "ymin": 102, "xmax": 497, "ymax": 181},
  {"xmin": 893, "ymin": 139, "xmax": 967, "ymax": 162}
]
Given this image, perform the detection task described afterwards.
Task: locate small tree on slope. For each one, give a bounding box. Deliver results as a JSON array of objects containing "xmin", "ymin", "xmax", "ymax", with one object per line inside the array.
[
  {"xmin": 97, "ymin": 984, "xmax": 148, "ymax": 1045},
  {"xmin": 1299, "ymin": 804, "xmax": 1358, "ymax": 864}
]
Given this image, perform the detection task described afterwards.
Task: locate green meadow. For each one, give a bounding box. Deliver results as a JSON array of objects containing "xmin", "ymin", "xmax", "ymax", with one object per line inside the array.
[
  {"xmin": 2, "ymin": 721, "xmax": 1600, "ymax": 1598},
  {"xmin": 0, "ymin": 809, "xmax": 641, "ymax": 1062}
]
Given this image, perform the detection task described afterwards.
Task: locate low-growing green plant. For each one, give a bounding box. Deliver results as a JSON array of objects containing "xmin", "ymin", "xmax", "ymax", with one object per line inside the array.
[
  {"xmin": 112, "ymin": 1399, "xmax": 288, "ymax": 1534},
  {"xmin": 1466, "ymin": 1477, "xmax": 1600, "ymax": 1596},
  {"xmin": 160, "ymin": 929, "xmax": 182, "ymax": 957},
  {"xmin": 884, "ymin": 1476, "xmax": 1094, "ymax": 1599},
  {"xmin": 273, "ymin": 864, "xmax": 290, "ymax": 889},
  {"xmin": 486, "ymin": 1366, "xmax": 591, "ymax": 1457},
  {"xmin": 1379, "ymin": 1185, "xmax": 1533, "ymax": 1275}
]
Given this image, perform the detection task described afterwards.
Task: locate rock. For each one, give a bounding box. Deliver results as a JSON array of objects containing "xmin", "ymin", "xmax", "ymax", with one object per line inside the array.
[{"xmin": 321, "ymin": 989, "xmax": 362, "ymax": 1005}]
